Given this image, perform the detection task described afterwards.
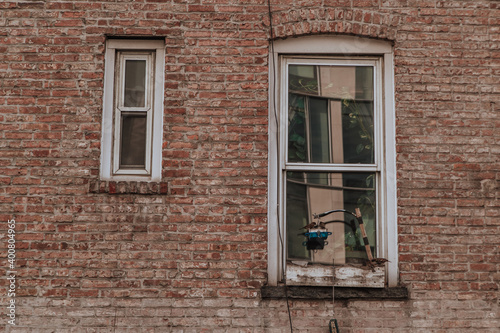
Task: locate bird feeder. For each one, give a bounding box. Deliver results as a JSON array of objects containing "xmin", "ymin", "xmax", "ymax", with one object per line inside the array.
[
  {"xmin": 299, "ymin": 208, "xmax": 374, "ymax": 261},
  {"xmin": 302, "ymin": 230, "xmax": 332, "ymax": 250}
]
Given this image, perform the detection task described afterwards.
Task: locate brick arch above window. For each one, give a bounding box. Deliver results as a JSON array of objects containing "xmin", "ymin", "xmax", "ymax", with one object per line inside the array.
[{"xmin": 267, "ymin": 7, "xmax": 399, "ymax": 41}]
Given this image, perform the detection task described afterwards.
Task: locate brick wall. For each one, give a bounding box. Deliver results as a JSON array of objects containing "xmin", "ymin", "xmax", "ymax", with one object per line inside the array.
[{"xmin": 0, "ymin": 0, "xmax": 498, "ymax": 332}]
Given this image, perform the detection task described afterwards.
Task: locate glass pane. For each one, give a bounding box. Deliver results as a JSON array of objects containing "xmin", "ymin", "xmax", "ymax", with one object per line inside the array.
[
  {"xmin": 288, "ymin": 94, "xmax": 307, "ymax": 162},
  {"xmin": 342, "ymin": 173, "xmax": 376, "ymax": 261},
  {"xmin": 289, "ymin": 65, "xmax": 318, "ymax": 95},
  {"xmin": 319, "ymin": 66, "xmax": 356, "ymax": 99},
  {"xmin": 287, "ymin": 64, "xmax": 375, "ymax": 164},
  {"xmin": 124, "ymin": 60, "xmax": 146, "ymax": 107},
  {"xmin": 286, "ymin": 172, "xmax": 376, "ymax": 264},
  {"xmin": 120, "ymin": 115, "xmax": 147, "ymax": 167},
  {"xmin": 309, "ymin": 97, "xmax": 329, "ymax": 163},
  {"xmin": 286, "ymin": 173, "xmax": 310, "ymax": 260},
  {"xmin": 342, "ymin": 100, "xmax": 374, "ymax": 163},
  {"xmin": 355, "ymin": 67, "xmax": 374, "ymax": 101}
]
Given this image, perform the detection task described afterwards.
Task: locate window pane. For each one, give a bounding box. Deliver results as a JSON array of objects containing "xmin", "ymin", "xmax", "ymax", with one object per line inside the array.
[
  {"xmin": 355, "ymin": 66, "xmax": 374, "ymax": 101},
  {"xmin": 289, "ymin": 65, "xmax": 318, "ymax": 95},
  {"xmin": 286, "ymin": 172, "xmax": 376, "ymax": 264},
  {"xmin": 309, "ymin": 97, "xmax": 330, "ymax": 163},
  {"xmin": 286, "ymin": 173, "xmax": 310, "ymax": 260},
  {"xmin": 124, "ymin": 60, "xmax": 146, "ymax": 107},
  {"xmin": 342, "ymin": 100, "xmax": 374, "ymax": 163},
  {"xmin": 288, "ymin": 94, "xmax": 307, "ymax": 162},
  {"xmin": 342, "ymin": 173, "xmax": 376, "ymax": 261},
  {"xmin": 120, "ymin": 115, "xmax": 147, "ymax": 167},
  {"xmin": 287, "ymin": 64, "xmax": 375, "ymax": 164}
]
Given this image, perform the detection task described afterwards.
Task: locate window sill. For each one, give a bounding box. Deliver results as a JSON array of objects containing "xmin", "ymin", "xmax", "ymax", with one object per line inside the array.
[
  {"xmin": 88, "ymin": 180, "xmax": 168, "ymax": 195},
  {"xmin": 286, "ymin": 262, "xmax": 386, "ymax": 288},
  {"xmin": 261, "ymin": 285, "xmax": 408, "ymax": 300}
]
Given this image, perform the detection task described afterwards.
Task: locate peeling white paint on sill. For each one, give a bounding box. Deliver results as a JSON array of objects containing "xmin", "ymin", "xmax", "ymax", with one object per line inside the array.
[{"xmin": 286, "ymin": 262, "xmax": 385, "ymax": 288}]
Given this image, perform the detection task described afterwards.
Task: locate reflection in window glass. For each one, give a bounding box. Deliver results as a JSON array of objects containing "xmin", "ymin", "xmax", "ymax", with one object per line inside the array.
[
  {"xmin": 288, "ymin": 94, "xmax": 307, "ymax": 163},
  {"xmin": 287, "ymin": 64, "xmax": 374, "ymax": 165},
  {"xmin": 342, "ymin": 101, "xmax": 374, "ymax": 164},
  {"xmin": 286, "ymin": 63, "xmax": 378, "ymax": 265},
  {"xmin": 286, "ymin": 174, "xmax": 310, "ymax": 260},
  {"xmin": 355, "ymin": 67, "xmax": 374, "ymax": 100},
  {"xmin": 124, "ymin": 60, "xmax": 146, "ymax": 107},
  {"xmin": 120, "ymin": 115, "xmax": 147, "ymax": 167},
  {"xmin": 289, "ymin": 65, "xmax": 318, "ymax": 95},
  {"xmin": 309, "ymin": 97, "xmax": 329, "ymax": 163},
  {"xmin": 286, "ymin": 172, "xmax": 376, "ymax": 264}
]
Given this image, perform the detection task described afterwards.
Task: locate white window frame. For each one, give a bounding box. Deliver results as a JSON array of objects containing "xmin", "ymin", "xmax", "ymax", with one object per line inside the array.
[
  {"xmin": 268, "ymin": 35, "xmax": 398, "ymax": 287},
  {"xmin": 100, "ymin": 39, "xmax": 164, "ymax": 181}
]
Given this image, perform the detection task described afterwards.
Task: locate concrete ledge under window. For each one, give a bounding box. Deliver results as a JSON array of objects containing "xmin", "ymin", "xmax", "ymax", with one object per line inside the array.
[
  {"xmin": 89, "ymin": 180, "xmax": 168, "ymax": 195},
  {"xmin": 261, "ymin": 286, "xmax": 409, "ymax": 300}
]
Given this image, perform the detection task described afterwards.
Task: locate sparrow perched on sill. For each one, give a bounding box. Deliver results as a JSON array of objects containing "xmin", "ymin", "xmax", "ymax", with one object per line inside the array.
[
  {"xmin": 299, "ymin": 222, "xmax": 317, "ymax": 230},
  {"xmin": 371, "ymin": 258, "xmax": 390, "ymax": 265},
  {"xmin": 365, "ymin": 258, "xmax": 390, "ymax": 271}
]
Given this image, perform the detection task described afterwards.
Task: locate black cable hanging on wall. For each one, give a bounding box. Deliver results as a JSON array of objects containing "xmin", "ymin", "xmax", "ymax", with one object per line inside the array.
[{"xmin": 266, "ymin": 0, "xmax": 294, "ymax": 332}]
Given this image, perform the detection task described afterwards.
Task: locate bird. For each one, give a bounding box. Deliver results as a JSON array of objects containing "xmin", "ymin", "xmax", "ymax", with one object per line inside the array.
[
  {"xmin": 299, "ymin": 222, "xmax": 317, "ymax": 230},
  {"xmin": 371, "ymin": 258, "xmax": 390, "ymax": 265},
  {"xmin": 365, "ymin": 257, "xmax": 390, "ymax": 271},
  {"xmin": 318, "ymin": 221, "xmax": 326, "ymax": 229}
]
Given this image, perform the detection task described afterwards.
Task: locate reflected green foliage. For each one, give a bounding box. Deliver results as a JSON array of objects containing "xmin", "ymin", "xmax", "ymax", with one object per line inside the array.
[
  {"xmin": 342, "ymin": 100, "xmax": 374, "ymax": 164},
  {"xmin": 343, "ymin": 173, "xmax": 376, "ymax": 257},
  {"xmin": 288, "ymin": 74, "xmax": 318, "ymax": 95}
]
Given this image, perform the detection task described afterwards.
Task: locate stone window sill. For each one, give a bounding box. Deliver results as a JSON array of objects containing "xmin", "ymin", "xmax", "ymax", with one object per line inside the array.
[
  {"xmin": 88, "ymin": 180, "xmax": 168, "ymax": 195},
  {"xmin": 261, "ymin": 286, "xmax": 408, "ymax": 300}
]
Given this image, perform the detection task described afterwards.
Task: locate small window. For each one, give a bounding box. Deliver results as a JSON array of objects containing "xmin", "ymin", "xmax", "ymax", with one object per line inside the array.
[
  {"xmin": 268, "ymin": 36, "xmax": 397, "ymax": 288},
  {"xmin": 100, "ymin": 40, "xmax": 164, "ymax": 181}
]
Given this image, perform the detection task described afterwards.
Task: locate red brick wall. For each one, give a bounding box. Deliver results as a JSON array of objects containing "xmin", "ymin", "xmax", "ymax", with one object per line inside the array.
[{"xmin": 0, "ymin": 0, "xmax": 498, "ymax": 331}]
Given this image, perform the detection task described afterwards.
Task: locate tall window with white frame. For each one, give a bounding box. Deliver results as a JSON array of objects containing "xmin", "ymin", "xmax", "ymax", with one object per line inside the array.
[
  {"xmin": 100, "ymin": 39, "xmax": 164, "ymax": 181},
  {"xmin": 268, "ymin": 36, "xmax": 397, "ymax": 287}
]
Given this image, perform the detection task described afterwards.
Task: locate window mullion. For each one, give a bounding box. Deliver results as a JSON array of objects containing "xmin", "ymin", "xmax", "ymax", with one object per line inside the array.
[{"xmin": 284, "ymin": 163, "xmax": 379, "ymax": 172}]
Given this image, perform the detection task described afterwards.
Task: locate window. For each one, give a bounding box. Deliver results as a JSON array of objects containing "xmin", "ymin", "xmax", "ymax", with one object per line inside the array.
[
  {"xmin": 268, "ymin": 36, "xmax": 397, "ymax": 287},
  {"xmin": 100, "ymin": 39, "xmax": 165, "ymax": 181}
]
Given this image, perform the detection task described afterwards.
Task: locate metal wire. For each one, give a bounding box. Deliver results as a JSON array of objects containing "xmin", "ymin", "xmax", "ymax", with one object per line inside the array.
[{"xmin": 267, "ymin": 0, "xmax": 293, "ymax": 331}]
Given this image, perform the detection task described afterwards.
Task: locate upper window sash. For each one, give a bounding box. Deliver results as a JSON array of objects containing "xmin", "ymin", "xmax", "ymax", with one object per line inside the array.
[
  {"xmin": 281, "ymin": 57, "xmax": 383, "ymax": 170},
  {"xmin": 117, "ymin": 53, "xmax": 153, "ymax": 112}
]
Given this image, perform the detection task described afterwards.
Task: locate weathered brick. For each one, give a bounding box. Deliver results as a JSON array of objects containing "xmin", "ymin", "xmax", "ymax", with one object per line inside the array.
[{"xmin": 0, "ymin": 0, "xmax": 498, "ymax": 331}]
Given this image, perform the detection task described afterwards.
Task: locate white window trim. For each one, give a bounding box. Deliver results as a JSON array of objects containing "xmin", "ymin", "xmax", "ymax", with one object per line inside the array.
[
  {"xmin": 268, "ymin": 35, "xmax": 398, "ymax": 287},
  {"xmin": 100, "ymin": 39, "xmax": 165, "ymax": 182},
  {"xmin": 113, "ymin": 52, "xmax": 153, "ymax": 176}
]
